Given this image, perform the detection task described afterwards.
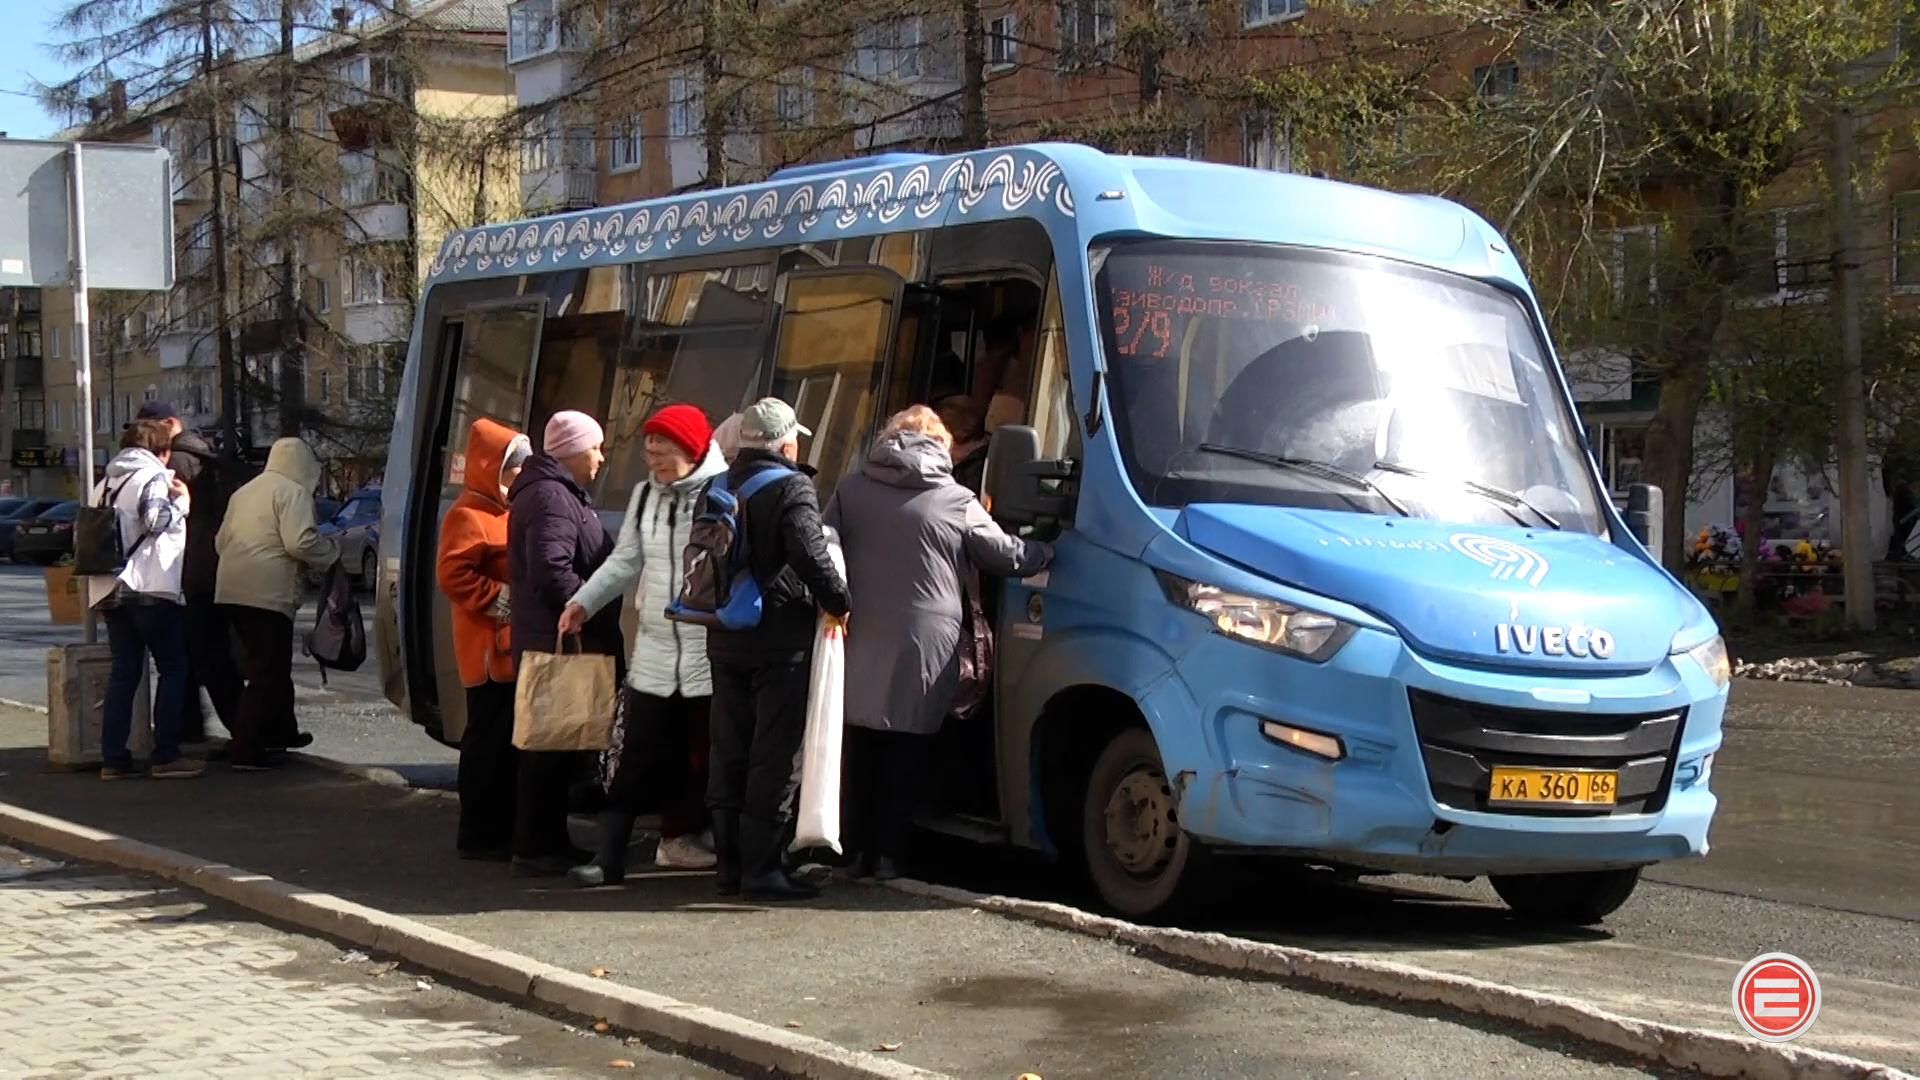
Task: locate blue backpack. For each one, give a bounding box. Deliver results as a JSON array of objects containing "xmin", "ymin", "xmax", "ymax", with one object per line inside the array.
[{"xmin": 665, "ymin": 467, "xmax": 796, "ymax": 630}]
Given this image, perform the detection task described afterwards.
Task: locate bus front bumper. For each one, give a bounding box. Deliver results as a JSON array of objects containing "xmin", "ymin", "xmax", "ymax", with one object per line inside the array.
[{"xmin": 1171, "ymin": 626, "xmax": 1725, "ymax": 877}]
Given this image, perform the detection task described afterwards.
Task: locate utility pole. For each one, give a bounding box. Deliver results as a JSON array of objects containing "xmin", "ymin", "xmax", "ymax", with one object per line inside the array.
[
  {"xmin": 200, "ymin": 1, "xmax": 244, "ymax": 455},
  {"xmin": 1831, "ymin": 93, "xmax": 1877, "ymax": 631},
  {"xmin": 2, "ymin": 288, "xmax": 19, "ymax": 489},
  {"xmin": 275, "ymin": 0, "xmax": 305, "ymax": 438}
]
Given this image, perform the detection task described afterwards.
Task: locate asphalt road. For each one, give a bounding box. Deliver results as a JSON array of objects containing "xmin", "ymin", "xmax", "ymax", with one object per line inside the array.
[{"xmin": 1, "ymin": 563, "xmax": 1913, "ymax": 1067}]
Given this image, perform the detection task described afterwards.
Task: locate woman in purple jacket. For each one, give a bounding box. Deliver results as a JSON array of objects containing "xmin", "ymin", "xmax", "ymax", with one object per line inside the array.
[{"xmin": 505, "ymin": 411, "xmax": 621, "ymax": 876}]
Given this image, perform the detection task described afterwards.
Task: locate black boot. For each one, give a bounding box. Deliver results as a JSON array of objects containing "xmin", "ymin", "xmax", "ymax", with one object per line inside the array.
[
  {"xmin": 569, "ymin": 811, "xmax": 634, "ymax": 887},
  {"xmin": 711, "ymin": 810, "xmax": 742, "ymax": 897},
  {"xmin": 739, "ymin": 817, "xmax": 819, "ymax": 902}
]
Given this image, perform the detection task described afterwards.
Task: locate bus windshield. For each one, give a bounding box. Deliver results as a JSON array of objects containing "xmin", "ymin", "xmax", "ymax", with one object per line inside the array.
[{"xmin": 1095, "ymin": 239, "xmax": 1607, "ymax": 536}]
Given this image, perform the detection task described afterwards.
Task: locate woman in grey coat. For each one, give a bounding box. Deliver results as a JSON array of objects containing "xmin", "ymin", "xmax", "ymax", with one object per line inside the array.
[{"xmin": 823, "ymin": 405, "xmax": 1051, "ymax": 880}]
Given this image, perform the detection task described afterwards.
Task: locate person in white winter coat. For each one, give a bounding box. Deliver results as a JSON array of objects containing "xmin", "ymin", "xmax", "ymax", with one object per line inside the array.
[
  {"xmin": 87, "ymin": 420, "xmax": 204, "ymax": 780},
  {"xmin": 558, "ymin": 404, "xmax": 726, "ymax": 884}
]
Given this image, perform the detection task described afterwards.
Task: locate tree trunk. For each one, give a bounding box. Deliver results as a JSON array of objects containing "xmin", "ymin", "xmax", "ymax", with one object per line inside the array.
[
  {"xmin": 1737, "ymin": 443, "xmax": 1776, "ymax": 624},
  {"xmin": 700, "ymin": 2, "xmax": 726, "ymax": 189},
  {"xmin": 200, "ymin": 1, "xmax": 242, "ymax": 454},
  {"xmin": 1643, "ymin": 357, "xmax": 1711, "ymax": 569},
  {"xmin": 1830, "ymin": 99, "xmax": 1876, "ymax": 630},
  {"xmin": 959, "ymin": 0, "xmax": 988, "ymax": 149}
]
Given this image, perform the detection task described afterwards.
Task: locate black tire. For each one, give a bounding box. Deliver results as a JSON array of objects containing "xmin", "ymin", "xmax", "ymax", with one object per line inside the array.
[
  {"xmin": 360, "ymin": 548, "xmax": 378, "ymax": 589},
  {"xmin": 1080, "ymin": 727, "xmax": 1203, "ymax": 920},
  {"xmin": 1490, "ymin": 867, "xmax": 1642, "ymax": 925}
]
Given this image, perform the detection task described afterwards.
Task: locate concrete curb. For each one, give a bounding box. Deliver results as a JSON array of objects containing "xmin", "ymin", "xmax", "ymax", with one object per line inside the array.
[
  {"xmin": 883, "ymin": 879, "xmax": 1912, "ymax": 1080},
  {"xmin": 0, "ymin": 800, "xmax": 947, "ymax": 1080},
  {"xmin": 289, "ymin": 751, "xmax": 458, "ymax": 800}
]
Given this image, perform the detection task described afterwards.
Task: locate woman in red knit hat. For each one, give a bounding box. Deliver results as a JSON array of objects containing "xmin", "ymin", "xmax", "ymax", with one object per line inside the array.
[{"xmin": 558, "ymin": 403, "xmax": 726, "ymax": 884}]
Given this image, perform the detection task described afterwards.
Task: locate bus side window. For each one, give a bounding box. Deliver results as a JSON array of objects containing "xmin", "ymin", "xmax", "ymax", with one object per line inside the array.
[
  {"xmin": 771, "ymin": 267, "xmax": 903, "ymax": 500},
  {"xmin": 439, "ymin": 304, "xmax": 544, "ymax": 500}
]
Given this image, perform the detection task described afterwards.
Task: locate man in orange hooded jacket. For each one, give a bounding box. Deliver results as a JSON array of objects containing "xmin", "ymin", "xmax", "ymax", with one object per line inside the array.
[{"xmin": 438, "ymin": 418, "xmax": 533, "ymax": 860}]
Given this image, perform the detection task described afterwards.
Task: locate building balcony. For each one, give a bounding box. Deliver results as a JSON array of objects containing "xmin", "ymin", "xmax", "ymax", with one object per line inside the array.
[
  {"xmin": 11, "ymin": 429, "xmax": 45, "ymax": 449},
  {"xmin": 10, "ymin": 356, "xmax": 41, "ymax": 388},
  {"xmin": 346, "ymin": 202, "xmax": 410, "ymax": 243},
  {"xmin": 854, "ymin": 92, "xmax": 964, "ymax": 152},
  {"xmin": 521, "ymin": 166, "xmax": 597, "ymax": 213},
  {"xmin": 343, "ymin": 300, "xmax": 410, "ymax": 346},
  {"xmin": 157, "ymin": 324, "xmax": 214, "ymax": 371}
]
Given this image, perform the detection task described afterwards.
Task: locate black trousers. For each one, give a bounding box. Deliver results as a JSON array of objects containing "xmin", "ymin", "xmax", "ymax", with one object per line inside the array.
[
  {"xmin": 224, "ymin": 605, "xmax": 295, "ymax": 765},
  {"xmin": 514, "ymin": 750, "xmax": 584, "ymax": 859},
  {"xmin": 606, "ymin": 689, "xmax": 712, "ymax": 838},
  {"xmin": 841, "ymin": 727, "xmax": 934, "ymax": 860},
  {"xmin": 185, "ymin": 598, "xmax": 244, "ymax": 740},
  {"xmin": 458, "ymin": 680, "xmax": 519, "ymax": 854},
  {"xmin": 706, "ymin": 660, "xmax": 810, "ymax": 826}
]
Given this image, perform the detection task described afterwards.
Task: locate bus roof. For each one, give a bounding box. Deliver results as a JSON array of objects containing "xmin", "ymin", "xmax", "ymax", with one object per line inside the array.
[{"xmin": 425, "ymin": 142, "xmax": 1519, "ymax": 291}]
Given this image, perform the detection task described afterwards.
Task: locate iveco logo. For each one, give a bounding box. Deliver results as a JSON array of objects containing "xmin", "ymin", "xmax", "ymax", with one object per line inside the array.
[
  {"xmin": 1496, "ymin": 623, "xmax": 1614, "ymax": 659},
  {"xmin": 1451, "ymin": 533, "xmax": 1550, "ymax": 587}
]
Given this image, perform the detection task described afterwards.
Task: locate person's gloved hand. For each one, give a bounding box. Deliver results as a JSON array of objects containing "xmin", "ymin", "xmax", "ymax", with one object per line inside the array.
[{"xmin": 489, "ymin": 585, "xmax": 511, "ymax": 622}]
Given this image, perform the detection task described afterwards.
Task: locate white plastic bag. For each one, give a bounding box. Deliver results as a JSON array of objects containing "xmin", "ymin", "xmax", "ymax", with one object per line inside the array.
[{"xmin": 791, "ymin": 528, "xmax": 846, "ymax": 854}]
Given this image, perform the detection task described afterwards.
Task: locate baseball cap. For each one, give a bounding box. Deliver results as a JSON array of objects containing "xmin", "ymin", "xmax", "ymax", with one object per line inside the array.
[
  {"xmin": 739, "ymin": 398, "xmax": 811, "ymax": 444},
  {"xmin": 136, "ymin": 400, "xmax": 180, "ymax": 422}
]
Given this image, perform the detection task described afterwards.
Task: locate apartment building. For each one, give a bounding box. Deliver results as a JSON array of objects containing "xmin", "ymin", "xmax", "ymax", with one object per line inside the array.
[{"xmin": 11, "ymin": 0, "xmax": 514, "ymax": 497}]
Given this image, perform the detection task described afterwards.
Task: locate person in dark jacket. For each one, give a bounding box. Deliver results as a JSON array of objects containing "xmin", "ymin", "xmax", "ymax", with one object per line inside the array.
[
  {"xmin": 705, "ymin": 398, "xmax": 852, "ymax": 901},
  {"xmin": 506, "ymin": 411, "xmax": 618, "ymax": 876},
  {"xmin": 932, "ymin": 394, "xmax": 989, "ymax": 497},
  {"xmin": 168, "ymin": 429, "xmax": 256, "ymax": 750},
  {"xmin": 825, "ymin": 407, "xmax": 1050, "ymax": 880}
]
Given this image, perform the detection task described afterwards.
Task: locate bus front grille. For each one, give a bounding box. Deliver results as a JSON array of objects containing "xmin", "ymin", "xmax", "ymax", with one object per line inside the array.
[{"xmin": 1407, "ymin": 690, "xmax": 1687, "ymax": 816}]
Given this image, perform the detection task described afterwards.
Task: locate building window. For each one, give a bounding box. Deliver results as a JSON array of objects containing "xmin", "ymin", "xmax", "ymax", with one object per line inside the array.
[
  {"xmin": 668, "ymin": 73, "xmax": 703, "ymax": 139},
  {"xmin": 50, "ymin": 325, "xmax": 60, "ymax": 360},
  {"xmin": 319, "ymin": 370, "xmax": 332, "ymax": 404},
  {"xmin": 50, "ymin": 399, "xmax": 61, "ymax": 432},
  {"xmin": 1895, "ymin": 192, "xmax": 1920, "ymax": 287},
  {"xmin": 343, "ymin": 253, "xmax": 394, "ymax": 306},
  {"xmin": 1474, "ymin": 62, "xmax": 1520, "ymax": 99},
  {"xmin": 340, "ymin": 150, "xmax": 410, "ymax": 206},
  {"xmin": 775, "ymin": 73, "xmax": 815, "ymax": 130},
  {"xmin": 1058, "ymin": 0, "xmax": 1117, "ymax": 66},
  {"xmin": 1745, "ymin": 206, "xmax": 1831, "ymax": 297},
  {"xmin": 312, "ymin": 276, "xmax": 331, "ymax": 314},
  {"xmin": 988, "ymin": 13, "xmax": 1019, "ymax": 66},
  {"xmin": 1244, "ymin": 0, "xmax": 1306, "ymax": 28},
  {"xmin": 1242, "ymin": 114, "xmax": 1292, "ymax": 172},
  {"xmin": 1607, "ymin": 225, "xmax": 1660, "ymax": 315},
  {"xmin": 508, "ymin": 0, "xmax": 573, "ymax": 63},
  {"xmin": 143, "ymin": 384, "xmax": 159, "ymax": 403},
  {"xmin": 609, "ymin": 114, "xmax": 643, "ymax": 172},
  {"xmin": 520, "ymin": 113, "xmax": 555, "ymax": 174}
]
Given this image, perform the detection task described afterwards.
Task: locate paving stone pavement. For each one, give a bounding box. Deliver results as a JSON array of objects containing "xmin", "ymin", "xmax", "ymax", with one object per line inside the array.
[{"xmin": 0, "ymin": 847, "xmax": 731, "ymax": 1080}]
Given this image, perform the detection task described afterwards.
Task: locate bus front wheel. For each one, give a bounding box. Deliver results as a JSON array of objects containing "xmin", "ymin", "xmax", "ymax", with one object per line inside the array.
[
  {"xmin": 1080, "ymin": 728, "xmax": 1202, "ymax": 920},
  {"xmin": 1489, "ymin": 867, "xmax": 1642, "ymax": 925}
]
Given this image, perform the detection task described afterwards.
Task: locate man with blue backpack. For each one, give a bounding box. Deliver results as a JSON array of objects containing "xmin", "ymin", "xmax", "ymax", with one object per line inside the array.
[{"xmin": 675, "ymin": 398, "xmax": 850, "ymax": 901}]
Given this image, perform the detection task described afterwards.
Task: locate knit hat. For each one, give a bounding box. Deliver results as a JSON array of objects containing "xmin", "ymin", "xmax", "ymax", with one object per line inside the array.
[
  {"xmin": 738, "ymin": 398, "xmax": 811, "ymax": 448},
  {"xmin": 499, "ymin": 434, "xmax": 533, "ymax": 483},
  {"xmin": 543, "ymin": 411, "xmax": 604, "ymax": 459},
  {"xmin": 642, "ymin": 404, "xmax": 711, "ymax": 462}
]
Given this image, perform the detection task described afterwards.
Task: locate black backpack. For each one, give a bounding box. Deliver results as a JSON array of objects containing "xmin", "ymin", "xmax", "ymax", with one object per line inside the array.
[
  {"xmin": 73, "ymin": 474, "xmax": 156, "ymax": 577},
  {"xmin": 305, "ymin": 561, "xmax": 366, "ymax": 680}
]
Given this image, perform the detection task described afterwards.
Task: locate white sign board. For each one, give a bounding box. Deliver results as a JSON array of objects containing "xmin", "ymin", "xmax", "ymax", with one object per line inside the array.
[{"xmin": 0, "ymin": 139, "xmax": 174, "ymax": 291}]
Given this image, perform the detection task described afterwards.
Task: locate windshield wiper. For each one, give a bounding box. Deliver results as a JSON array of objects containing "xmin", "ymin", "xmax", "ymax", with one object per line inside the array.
[
  {"xmin": 1371, "ymin": 460, "xmax": 1562, "ymax": 531},
  {"xmin": 1196, "ymin": 444, "xmax": 1411, "ymax": 517}
]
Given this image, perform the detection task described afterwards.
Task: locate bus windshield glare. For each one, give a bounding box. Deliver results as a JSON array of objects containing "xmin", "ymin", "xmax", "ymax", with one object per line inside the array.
[{"xmin": 1096, "ymin": 239, "xmax": 1607, "ymax": 536}]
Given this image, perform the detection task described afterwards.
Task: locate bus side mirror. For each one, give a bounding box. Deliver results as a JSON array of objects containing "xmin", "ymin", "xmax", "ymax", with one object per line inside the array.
[
  {"xmin": 983, "ymin": 424, "xmax": 1076, "ymax": 530},
  {"xmin": 1626, "ymin": 483, "xmax": 1663, "ymax": 560}
]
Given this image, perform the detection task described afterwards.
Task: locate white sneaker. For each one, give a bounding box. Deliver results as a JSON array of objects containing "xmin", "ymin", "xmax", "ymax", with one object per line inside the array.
[{"xmin": 655, "ymin": 835, "xmax": 718, "ymax": 869}]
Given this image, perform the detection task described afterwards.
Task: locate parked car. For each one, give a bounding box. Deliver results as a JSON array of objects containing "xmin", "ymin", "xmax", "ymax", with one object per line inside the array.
[
  {"xmin": 12, "ymin": 501, "xmax": 81, "ymax": 565},
  {"xmin": 319, "ymin": 487, "xmax": 381, "ymax": 587},
  {"xmin": 0, "ymin": 499, "xmax": 65, "ymax": 561},
  {"xmin": 315, "ymin": 496, "xmax": 343, "ymax": 525}
]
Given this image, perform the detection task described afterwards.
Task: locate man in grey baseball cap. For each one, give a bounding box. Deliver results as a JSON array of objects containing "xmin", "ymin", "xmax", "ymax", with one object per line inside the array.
[{"xmin": 704, "ymin": 397, "xmax": 848, "ymax": 901}]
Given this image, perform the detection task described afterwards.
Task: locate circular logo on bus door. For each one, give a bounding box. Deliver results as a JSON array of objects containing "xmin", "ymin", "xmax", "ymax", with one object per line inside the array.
[{"xmin": 1027, "ymin": 594, "xmax": 1045, "ymax": 624}]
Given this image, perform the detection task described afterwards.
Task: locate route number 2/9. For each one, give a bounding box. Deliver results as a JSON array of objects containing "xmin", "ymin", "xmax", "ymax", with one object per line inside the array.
[{"xmin": 1113, "ymin": 306, "xmax": 1173, "ymax": 358}]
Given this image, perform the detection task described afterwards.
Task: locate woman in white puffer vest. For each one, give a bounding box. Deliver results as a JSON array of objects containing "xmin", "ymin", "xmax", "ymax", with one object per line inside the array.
[{"xmin": 559, "ymin": 404, "xmax": 726, "ymax": 885}]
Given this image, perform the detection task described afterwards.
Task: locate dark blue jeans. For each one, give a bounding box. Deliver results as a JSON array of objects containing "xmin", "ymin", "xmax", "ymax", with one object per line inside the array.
[{"xmin": 102, "ymin": 597, "xmax": 189, "ymax": 767}]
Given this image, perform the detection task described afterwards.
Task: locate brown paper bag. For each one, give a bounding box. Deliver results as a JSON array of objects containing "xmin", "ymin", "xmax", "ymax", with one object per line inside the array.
[{"xmin": 512, "ymin": 636, "xmax": 616, "ymax": 751}]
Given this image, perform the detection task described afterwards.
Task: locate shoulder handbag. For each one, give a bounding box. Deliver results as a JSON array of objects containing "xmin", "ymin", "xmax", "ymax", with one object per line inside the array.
[{"xmin": 951, "ymin": 563, "xmax": 995, "ymax": 720}]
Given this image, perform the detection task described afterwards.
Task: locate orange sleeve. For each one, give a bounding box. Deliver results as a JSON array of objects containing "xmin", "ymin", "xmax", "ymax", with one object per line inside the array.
[{"xmin": 436, "ymin": 507, "xmax": 503, "ymax": 616}]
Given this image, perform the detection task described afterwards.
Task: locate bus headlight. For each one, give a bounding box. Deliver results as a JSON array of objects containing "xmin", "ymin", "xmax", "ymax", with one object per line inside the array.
[
  {"xmin": 1678, "ymin": 634, "xmax": 1731, "ymax": 689},
  {"xmin": 1159, "ymin": 573, "xmax": 1354, "ymax": 661}
]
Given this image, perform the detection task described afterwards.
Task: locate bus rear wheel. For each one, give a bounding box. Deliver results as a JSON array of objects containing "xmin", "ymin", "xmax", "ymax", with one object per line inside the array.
[
  {"xmin": 1080, "ymin": 728, "xmax": 1201, "ymax": 920},
  {"xmin": 1490, "ymin": 867, "xmax": 1642, "ymax": 925}
]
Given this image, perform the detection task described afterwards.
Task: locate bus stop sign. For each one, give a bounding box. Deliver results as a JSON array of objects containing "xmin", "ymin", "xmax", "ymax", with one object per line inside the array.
[{"xmin": 0, "ymin": 139, "xmax": 174, "ymax": 291}]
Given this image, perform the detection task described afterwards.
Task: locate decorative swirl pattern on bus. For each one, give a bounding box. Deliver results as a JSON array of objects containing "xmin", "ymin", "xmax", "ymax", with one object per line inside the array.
[{"xmin": 427, "ymin": 149, "xmax": 1077, "ymax": 283}]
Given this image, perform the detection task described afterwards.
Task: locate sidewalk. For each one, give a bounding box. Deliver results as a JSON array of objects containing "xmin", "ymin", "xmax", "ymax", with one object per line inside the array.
[
  {"xmin": 0, "ymin": 845, "xmax": 725, "ymax": 1080},
  {"xmin": 0, "ymin": 704, "xmax": 1675, "ymax": 1080}
]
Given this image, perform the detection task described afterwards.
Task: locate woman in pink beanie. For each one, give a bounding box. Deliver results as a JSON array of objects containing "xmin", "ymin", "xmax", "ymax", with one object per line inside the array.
[{"xmin": 502, "ymin": 410, "xmax": 617, "ymax": 877}]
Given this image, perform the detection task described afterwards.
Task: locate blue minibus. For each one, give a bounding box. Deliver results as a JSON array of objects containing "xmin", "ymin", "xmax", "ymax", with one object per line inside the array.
[{"xmin": 376, "ymin": 143, "xmax": 1728, "ymax": 922}]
